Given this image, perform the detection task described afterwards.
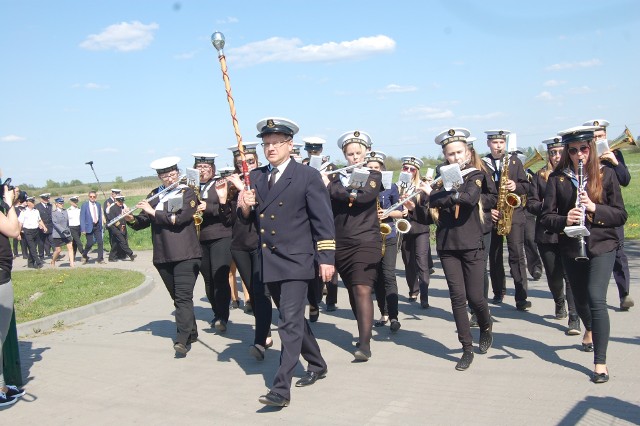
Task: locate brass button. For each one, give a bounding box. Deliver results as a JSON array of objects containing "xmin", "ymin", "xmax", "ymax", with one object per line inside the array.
[
  {"xmin": 279, "ymin": 202, "xmax": 283, "ymax": 206},
  {"xmin": 259, "ymin": 213, "xmax": 265, "ymax": 218},
  {"xmin": 271, "ymin": 246, "xmax": 276, "ymax": 250},
  {"xmin": 262, "ymin": 243, "xmax": 267, "ymax": 248},
  {"xmin": 270, "ymin": 214, "xmax": 275, "ymax": 220},
  {"xmin": 260, "ymin": 229, "xmax": 265, "ymax": 234},
  {"xmin": 271, "ymin": 230, "xmax": 276, "ymax": 235}
]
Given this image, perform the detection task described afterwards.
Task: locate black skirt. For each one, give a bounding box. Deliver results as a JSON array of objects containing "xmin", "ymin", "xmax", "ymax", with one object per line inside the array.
[
  {"xmin": 53, "ymin": 236, "xmax": 72, "ymax": 247},
  {"xmin": 335, "ymin": 242, "xmax": 380, "ymax": 286}
]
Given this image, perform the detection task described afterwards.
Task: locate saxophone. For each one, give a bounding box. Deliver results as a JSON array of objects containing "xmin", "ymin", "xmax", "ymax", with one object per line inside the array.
[
  {"xmin": 496, "ymin": 151, "xmax": 521, "ymax": 236},
  {"xmin": 378, "ymin": 197, "xmax": 392, "ymax": 256}
]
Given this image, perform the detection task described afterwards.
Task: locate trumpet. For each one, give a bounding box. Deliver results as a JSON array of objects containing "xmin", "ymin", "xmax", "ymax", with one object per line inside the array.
[{"xmin": 106, "ymin": 176, "xmax": 185, "ymax": 228}]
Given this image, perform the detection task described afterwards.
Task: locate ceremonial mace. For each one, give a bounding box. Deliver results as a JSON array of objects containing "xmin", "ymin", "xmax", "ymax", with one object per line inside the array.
[
  {"xmin": 85, "ymin": 160, "xmax": 107, "ymax": 200},
  {"xmin": 211, "ymin": 31, "xmax": 250, "ymax": 192}
]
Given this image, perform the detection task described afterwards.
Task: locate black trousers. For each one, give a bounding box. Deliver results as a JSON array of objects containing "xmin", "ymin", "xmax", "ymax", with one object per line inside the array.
[
  {"xmin": 489, "ymin": 218, "xmax": 528, "ymax": 302},
  {"xmin": 374, "ymin": 236, "xmax": 399, "ymax": 320},
  {"xmin": 612, "ymin": 226, "xmax": 630, "ymax": 298},
  {"xmin": 200, "ymin": 237, "xmax": 232, "ymax": 321},
  {"xmin": 250, "ymin": 250, "xmax": 274, "ymax": 347},
  {"xmin": 524, "ymin": 211, "xmax": 543, "ymax": 277},
  {"xmin": 108, "ymin": 227, "xmax": 133, "ymax": 260},
  {"xmin": 24, "ymin": 228, "xmax": 42, "ymax": 267},
  {"xmin": 267, "ymin": 279, "xmax": 326, "ymax": 401},
  {"xmin": 156, "ymin": 258, "xmax": 201, "ymax": 346},
  {"xmin": 563, "ymin": 250, "xmax": 616, "ymax": 365},
  {"xmin": 12, "ymin": 236, "xmax": 27, "ymax": 258},
  {"xmin": 400, "ymin": 231, "xmax": 431, "ymax": 302},
  {"xmin": 231, "ymin": 248, "xmax": 256, "ymax": 301},
  {"xmin": 83, "ymin": 227, "xmax": 104, "ymax": 261},
  {"xmin": 69, "ymin": 225, "xmax": 84, "ymax": 259},
  {"xmin": 37, "ymin": 231, "xmax": 53, "ymax": 258},
  {"xmin": 439, "ymin": 248, "xmax": 491, "ymax": 350},
  {"xmin": 538, "ymin": 243, "xmax": 577, "ymax": 319}
]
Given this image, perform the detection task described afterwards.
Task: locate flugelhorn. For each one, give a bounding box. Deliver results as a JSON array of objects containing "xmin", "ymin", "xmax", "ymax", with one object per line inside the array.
[
  {"xmin": 523, "ymin": 148, "xmax": 544, "ymax": 170},
  {"xmin": 607, "ymin": 126, "xmax": 637, "ymax": 152},
  {"xmin": 107, "ymin": 176, "xmax": 185, "ymax": 228}
]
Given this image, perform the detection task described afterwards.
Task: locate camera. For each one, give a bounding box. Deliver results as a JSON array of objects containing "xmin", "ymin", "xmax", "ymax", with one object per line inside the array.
[{"xmin": 1, "ymin": 178, "xmax": 28, "ymax": 204}]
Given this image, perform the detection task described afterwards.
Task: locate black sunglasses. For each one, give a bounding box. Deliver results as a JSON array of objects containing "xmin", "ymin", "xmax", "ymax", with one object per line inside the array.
[{"xmin": 567, "ymin": 145, "xmax": 590, "ymax": 155}]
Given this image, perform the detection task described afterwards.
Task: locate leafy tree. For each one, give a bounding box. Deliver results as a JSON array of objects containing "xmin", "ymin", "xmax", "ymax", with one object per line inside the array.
[{"xmin": 114, "ymin": 176, "xmax": 124, "ymax": 183}]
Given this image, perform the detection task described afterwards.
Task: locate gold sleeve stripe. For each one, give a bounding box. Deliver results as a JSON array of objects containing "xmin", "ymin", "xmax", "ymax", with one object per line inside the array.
[{"xmin": 317, "ymin": 240, "xmax": 336, "ymax": 251}]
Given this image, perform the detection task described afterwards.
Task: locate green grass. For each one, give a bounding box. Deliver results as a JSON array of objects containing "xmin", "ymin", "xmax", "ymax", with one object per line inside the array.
[
  {"xmin": 620, "ymin": 150, "xmax": 640, "ymax": 239},
  {"xmin": 13, "ymin": 268, "xmax": 145, "ymax": 323}
]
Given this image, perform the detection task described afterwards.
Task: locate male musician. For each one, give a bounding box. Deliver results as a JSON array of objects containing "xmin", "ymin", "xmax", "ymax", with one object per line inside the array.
[
  {"xmin": 80, "ymin": 190, "xmax": 105, "ymax": 264},
  {"xmin": 192, "ymin": 153, "xmax": 234, "ymax": 332},
  {"xmin": 18, "ymin": 196, "xmax": 46, "ymax": 269},
  {"xmin": 483, "ymin": 130, "xmax": 531, "ymax": 310},
  {"xmin": 104, "ymin": 189, "xmax": 126, "ymax": 260},
  {"xmin": 35, "ymin": 193, "xmax": 53, "ymax": 260},
  {"xmin": 105, "ymin": 195, "xmax": 136, "ymax": 262},
  {"xmin": 584, "ymin": 119, "xmax": 633, "ymax": 311},
  {"xmin": 67, "ymin": 196, "xmax": 84, "ymax": 260},
  {"xmin": 240, "ymin": 117, "xmax": 335, "ymax": 407}
]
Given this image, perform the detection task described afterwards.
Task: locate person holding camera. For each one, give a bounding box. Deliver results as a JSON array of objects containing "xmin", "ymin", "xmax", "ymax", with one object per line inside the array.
[
  {"xmin": 0, "ymin": 181, "xmax": 26, "ymax": 407},
  {"xmin": 18, "ymin": 196, "xmax": 47, "ymax": 269},
  {"xmin": 51, "ymin": 197, "xmax": 75, "ymax": 268}
]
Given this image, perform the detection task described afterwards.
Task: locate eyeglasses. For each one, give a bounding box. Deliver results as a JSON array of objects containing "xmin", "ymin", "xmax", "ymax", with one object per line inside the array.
[
  {"xmin": 159, "ymin": 171, "xmax": 179, "ymax": 180},
  {"xmin": 402, "ymin": 165, "xmax": 418, "ymax": 173},
  {"xmin": 548, "ymin": 149, "xmax": 563, "ymax": 157},
  {"xmin": 235, "ymin": 158, "xmax": 256, "ymax": 166},
  {"xmin": 567, "ymin": 145, "xmax": 590, "ymax": 155},
  {"xmin": 261, "ymin": 140, "xmax": 290, "ymax": 148},
  {"xmin": 89, "ymin": 195, "xmax": 97, "ymax": 199}
]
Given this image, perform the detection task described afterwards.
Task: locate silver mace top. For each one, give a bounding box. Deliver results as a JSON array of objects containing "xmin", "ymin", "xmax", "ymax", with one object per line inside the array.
[{"xmin": 211, "ymin": 31, "xmax": 225, "ymax": 53}]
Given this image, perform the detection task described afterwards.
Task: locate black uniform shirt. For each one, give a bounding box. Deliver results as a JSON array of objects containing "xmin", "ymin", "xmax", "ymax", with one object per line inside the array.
[{"xmin": 198, "ymin": 179, "xmax": 233, "ymax": 242}]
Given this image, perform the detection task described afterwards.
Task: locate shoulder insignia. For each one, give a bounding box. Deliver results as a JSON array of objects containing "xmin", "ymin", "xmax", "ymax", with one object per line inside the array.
[
  {"xmin": 475, "ymin": 179, "xmax": 482, "ymax": 187},
  {"xmin": 559, "ymin": 177, "xmax": 564, "ymax": 182},
  {"xmin": 190, "ymin": 200, "xmax": 196, "ymax": 208},
  {"xmin": 369, "ymin": 181, "xmax": 376, "ymax": 188}
]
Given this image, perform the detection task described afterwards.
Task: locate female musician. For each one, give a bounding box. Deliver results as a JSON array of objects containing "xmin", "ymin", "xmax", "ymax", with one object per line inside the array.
[
  {"xmin": 540, "ymin": 126, "xmax": 627, "ymax": 383},
  {"xmin": 126, "ymin": 157, "xmax": 202, "ymax": 356},
  {"xmin": 416, "ymin": 128, "xmax": 493, "ymax": 371},
  {"xmin": 227, "ymin": 143, "xmax": 274, "ymax": 359},
  {"xmin": 399, "ymin": 156, "xmax": 431, "ymax": 308},
  {"xmin": 192, "ymin": 153, "xmax": 233, "ymax": 333},
  {"xmin": 324, "ymin": 130, "xmax": 381, "ymax": 361},
  {"xmin": 526, "ymin": 138, "xmax": 579, "ymax": 334},
  {"xmin": 366, "ymin": 152, "xmax": 402, "ymax": 332}
]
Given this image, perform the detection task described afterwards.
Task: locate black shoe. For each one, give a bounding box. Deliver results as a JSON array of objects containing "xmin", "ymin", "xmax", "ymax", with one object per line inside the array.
[
  {"xmin": 555, "ymin": 303, "xmax": 568, "ymax": 319},
  {"xmin": 591, "ymin": 370, "xmax": 609, "ymax": 384},
  {"xmin": 469, "ymin": 313, "xmax": 479, "ymax": 328},
  {"xmin": 429, "ymin": 268, "xmax": 435, "ymax": 275},
  {"xmin": 108, "ymin": 259, "xmax": 118, "ymax": 263},
  {"xmin": 230, "ymin": 300, "xmax": 240, "ymax": 309},
  {"xmin": 249, "ymin": 344, "xmax": 266, "ymax": 361},
  {"xmin": 174, "ymin": 342, "xmax": 189, "ymax": 355},
  {"xmin": 582, "ymin": 342, "xmax": 594, "ymax": 352},
  {"xmin": 326, "ymin": 303, "xmax": 337, "ymax": 312},
  {"xmin": 390, "ymin": 319, "xmax": 401, "ymax": 332},
  {"xmin": 309, "ymin": 307, "xmax": 319, "ymax": 323},
  {"xmin": 491, "ymin": 294, "xmax": 503, "ymax": 304},
  {"xmin": 478, "ymin": 322, "xmax": 493, "ymax": 354},
  {"xmin": 532, "ymin": 267, "xmax": 543, "ymax": 281},
  {"xmin": 566, "ymin": 318, "xmax": 581, "ymax": 335},
  {"xmin": 373, "ymin": 318, "xmax": 388, "ymax": 327},
  {"xmin": 516, "ymin": 300, "xmax": 532, "ymax": 311},
  {"xmin": 455, "ymin": 350, "xmax": 474, "ymax": 371},
  {"xmin": 214, "ymin": 319, "xmax": 228, "ymax": 333},
  {"xmin": 244, "ymin": 301, "xmax": 253, "ymax": 314},
  {"xmin": 259, "ymin": 391, "xmax": 289, "ymax": 407},
  {"xmin": 420, "ymin": 301, "xmax": 430, "ymax": 309},
  {"xmin": 620, "ymin": 295, "xmax": 634, "ymax": 311},
  {"xmin": 353, "ymin": 348, "xmax": 371, "ymax": 362},
  {"xmin": 129, "ymin": 254, "xmax": 137, "ymax": 261},
  {"xmin": 295, "ymin": 368, "xmax": 327, "ymax": 387}
]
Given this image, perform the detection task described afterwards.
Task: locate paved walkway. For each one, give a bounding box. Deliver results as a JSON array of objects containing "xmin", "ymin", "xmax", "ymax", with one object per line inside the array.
[{"xmin": 6, "ymin": 243, "xmax": 640, "ymax": 425}]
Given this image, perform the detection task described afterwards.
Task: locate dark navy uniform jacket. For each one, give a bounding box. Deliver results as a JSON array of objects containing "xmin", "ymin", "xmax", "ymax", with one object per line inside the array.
[
  {"xmin": 540, "ymin": 167, "xmax": 627, "ymax": 258},
  {"xmin": 247, "ymin": 160, "xmax": 335, "ymax": 283},
  {"xmin": 526, "ymin": 168, "xmax": 559, "ymax": 245}
]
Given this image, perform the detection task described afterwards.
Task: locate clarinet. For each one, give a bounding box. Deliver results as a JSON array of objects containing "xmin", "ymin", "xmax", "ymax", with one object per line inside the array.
[{"xmin": 574, "ymin": 160, "xmax": 589, "ymax": 262}]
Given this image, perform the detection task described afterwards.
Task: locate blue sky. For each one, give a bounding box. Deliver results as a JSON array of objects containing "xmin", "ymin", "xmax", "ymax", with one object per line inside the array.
[{"xmin": 2, "ymin": 0, "xmax": 639, "ymax": 187}]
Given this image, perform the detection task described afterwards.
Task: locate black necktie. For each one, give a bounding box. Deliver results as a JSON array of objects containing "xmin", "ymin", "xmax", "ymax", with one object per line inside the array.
[{"xmin": 268, "ymin": 167, "xmax": 279, "ymax": 190}]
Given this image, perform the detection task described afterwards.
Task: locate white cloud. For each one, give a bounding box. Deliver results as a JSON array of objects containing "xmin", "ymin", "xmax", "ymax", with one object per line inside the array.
[
  {"xmin": 567, "ymin": 86, "xmax": 592, "ymax": 95},
  {"xmin": 80, "ymin": 21, "xmax": 159, "ymax": 52},
  {"xmin": 402, "ymin": 106, "xmax": 454, "ymax": 120},
  {"xmin": 72, "ymin": 82, "xmax": 109, "ymax": 90},
  {"xmin": 535, "ymin": 91, "xmax": 560, "ymax": 101},
  {"xmin": 216, "ymin": 17, "xmax": 239, "ymax": 24},
  {"xmin": 545, "ymin": 58, "xmax": 602, "ymax": 71},
  {"xmin": 379, "ymin": 84, "xmax": 418, "ymax": 94},
  {"xmin": 458, "ymin": 112, "xmax": 504, "ymax": 121},
  {"xmin": 228, "ymin": 35, "xmax": 395, "ymax": 67},
  {"xmin": 543, "ymin": 79, "xmax": 566, "ymax": 87},
  {"xmin": 1, "ymin": 134, "xmax": 25, "ymax": 142}
]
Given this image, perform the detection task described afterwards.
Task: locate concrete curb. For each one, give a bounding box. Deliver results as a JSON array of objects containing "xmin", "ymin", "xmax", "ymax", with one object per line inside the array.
[{"xmin": 16, "ymin": 274, "xmax": 155, "ymax": 337}]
